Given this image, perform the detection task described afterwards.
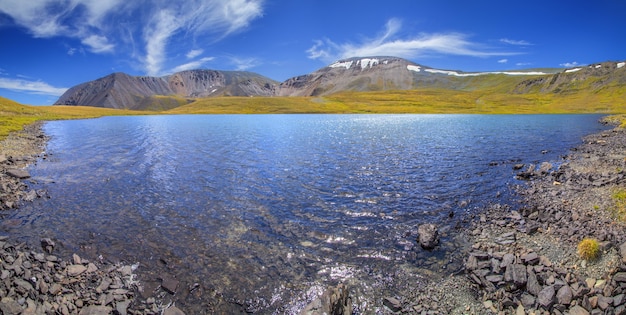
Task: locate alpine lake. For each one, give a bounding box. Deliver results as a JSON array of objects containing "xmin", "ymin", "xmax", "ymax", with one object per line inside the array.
[{"xmin": 0, "ymin": 114, "xmax": 609, "ymax": 313}]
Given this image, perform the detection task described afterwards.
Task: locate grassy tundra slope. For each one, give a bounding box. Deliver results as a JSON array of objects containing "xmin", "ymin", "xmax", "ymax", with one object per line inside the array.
[{"xmin": 0, "ymin": 96, "xmax": 152, "ymax": 140}]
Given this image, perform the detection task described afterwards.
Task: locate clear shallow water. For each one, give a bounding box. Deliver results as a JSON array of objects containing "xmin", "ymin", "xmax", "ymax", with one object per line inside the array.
[{"xmin": 1, "ymin": 114, "xmax": 608, "ymax": 313}]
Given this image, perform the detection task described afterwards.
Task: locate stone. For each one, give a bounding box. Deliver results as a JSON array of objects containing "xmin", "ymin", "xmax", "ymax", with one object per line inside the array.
[
  {"xmin": 520, "ymin": 293, "xmax": 536, "ymax": 308},
  {"xmin": 538, "ymin": 285, "xmax": 555, "ymax": 308},
  {"xmin": 67, "ymin": 264, "xmax": 87, "ymax": 276},
  {"xmin": 14, "ymin": 278, "xmax": 34, "ymax": 294},
  {"xmin": 49, "ymin": 283, "xmax": 62, "ymax": 295},
  {"xmin": 614, "ymin": 294, "xmax": 626, "ymax": 306},
  {"xmin": 73, "ymin": 253, "xmax": 82, "ymax": 264},
  {"xmin": 538, "ymin": 162, "xmax": 552, "ymax": 174},
  {"xmin": 96, "ymin": 277, "xmax": 112, "ymax": 293},
  {"xmin": 486, "ymin": 275, "xmax": 503, "ymax": 283},
  {"xmin": 586, "ymin": 278, "xmax": 597, "ymax": 288},
  {"xmin": 504, "ymin": 263, "xmax": 527, "ymax": 287},
  {"xmin": 6, "ymin": 168, "xmax": 30, "ymax": 179},
  {"xmin": 500, "ymin": 253, "xmax": 515, "ymax": 269},
  {"xmin": 569, "ymin": 305, "xmax": 590, "ymax": 315},
  {"xmin": 598, "ymin": 296, "xmax": 613, "ymax": 310},
  {"xmin": 40, "ymin": 238, "xmax": 55, "ymax": 254},
  {"xmin": 557, "ymin": 285, "xmax": 573, "ymax": 305},
  {"xmin": 466, "ymin": 255, "xmax": 478, "ymax": 270},
  {"xmin": 0, "ymin": 297, "xmax": 23, "ymax": 315},
  {"xmin": 78, "ymin": 305, "xmax": 113, "ymax": 315},
  {"xmin": 620, "ymin": 242, "xmax": 626, "ymax": 263},
  {"xmin": 300, "ymin": 284, "xmax": 351, "ymax": 315},
  {"xmin": 521, "ymin": 252, "xmax": 539, "ymax": 264},
  {"xmin": 160, "ymin": 275, "xmax": 180, "ymax": 294},
  {"xmin": 417, "ymin": 224, "xmax": 439, "ymax": 249},
  {"xmin": 527, "ymin": 268, "xmax": 542, "ymax": 296},
  {"xmin": 383, "ymin": 297, "xmax": 402, "ymax": 312},
  {"xmin": 163, "ymin": 305, "xmax": 186, "ymax": 315},
  {"xmin": 614, "ymin": 272, "xmax": 626, "ymax": 283},
  {"xmin": 86, "ymin": 263, "xmax": 98, "ymax": 273}
]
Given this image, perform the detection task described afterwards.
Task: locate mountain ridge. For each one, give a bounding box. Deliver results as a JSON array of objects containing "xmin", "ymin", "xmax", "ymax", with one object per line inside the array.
[
  {"xmin": 54, "ymin": 57, "xmax": 626, "ymax": 110},
  {"xmin": 55, "ymin": 70, "xmax": 278, "ymax": 110}
]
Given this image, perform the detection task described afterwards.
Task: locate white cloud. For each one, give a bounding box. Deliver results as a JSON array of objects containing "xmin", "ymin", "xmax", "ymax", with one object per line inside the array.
[
  {"xmin": 498, "ymin": 59, "xmax": 508, "ymax": 64},
  {"xmin": 0, "ymin": 77, "xmax": 68, "ymax": 96},
  {"xmin": 144, "ymin": 9, "xmax": 180, "ymax": 76},
  {"xmin": 186, "ymin": 49, "xmax": 204, "ymax": 59},
  {"xmin": 0, "ymin": 0, "xmax": 264, "ymax": 76},
  {"xmin": 229, "ymin": 57, "xmax": 260, "ymax": 71},
  {"xmin": 560, "ymin": 62, "xmax": 580, "ymax": 67},
  {"xmin": 81, "ymin": 34, "xmax": 115, "ymax": 53},
  {"xmin": 500, "ymin": 38, "xmax": 532, "ymax": 46},
  {"xmin": 142, "ymin": 0, "xmax": 264, "ymax": 76},
  {"xmin": 308, "ymin": 19, "xmax": 521, "ymax": 62},
  {"xmin": 169, "ymin": 57, "xmax": 215, "ymax": 73},
  {"xmin": 516, "ymin": 62, "xmax": 532, "ymax": 66}
]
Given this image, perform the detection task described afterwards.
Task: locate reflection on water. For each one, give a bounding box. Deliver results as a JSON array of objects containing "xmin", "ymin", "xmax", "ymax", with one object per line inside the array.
[{"xmin": 1, "ymin": 114, "xmax": 607, "ymax": 313}]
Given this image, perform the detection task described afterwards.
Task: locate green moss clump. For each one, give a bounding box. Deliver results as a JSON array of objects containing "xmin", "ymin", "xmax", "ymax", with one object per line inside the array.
[{"xmin": 577, "ymin": 238, "xmax": 600, "ymax": 261}]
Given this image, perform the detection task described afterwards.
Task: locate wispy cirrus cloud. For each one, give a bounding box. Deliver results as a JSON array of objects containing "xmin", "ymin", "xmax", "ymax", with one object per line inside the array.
[
  {"xmin": 169, "ymin": 57, "xmax": 215, "ymax": 73},
  {"xmin": 0, "ymin": 0, "xmax": 122, "ymax": 52},
  {"xmin": 0, "ymin": 77, "xmax": 68, "ymax": 96},
  {"xmin": 0, "ymin": 0, "xmax": 264, "ymax": 76},
  {"xmin": 186, "ymin": 49, "xmax": 204, "ymax": 59},
  {"xmin": 307, "ymin": 18, "xmax": 522, "ymax": 63},
  {"xmin": 500, "ymin": 38, "xmax": 533, "ymax": 46},
  {"xmin": 560, "ymin": 61, "xmax": 581, "ymax": 67},
  {"xmin": 229, "ymin": 57, "xmax": 261, "ymax": 71}
]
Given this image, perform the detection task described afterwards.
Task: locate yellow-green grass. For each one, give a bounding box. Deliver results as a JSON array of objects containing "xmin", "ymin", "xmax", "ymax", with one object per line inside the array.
[
  {"xmin": 0, "ymin": 96, "xmax": 153, "ymax": 140},
  {"xmin": 166, "ymin": 86, "xmax": 626, "ymax": 115},
  {"xmin": 612, "ymin": 188, "xmax": 626, "ymax": 222}
]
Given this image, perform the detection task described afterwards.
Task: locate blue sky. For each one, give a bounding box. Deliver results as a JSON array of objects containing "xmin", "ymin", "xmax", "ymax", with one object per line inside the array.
[{"xmin": 0, "ymin": 0, "xmax": 625, "ymax": 105}]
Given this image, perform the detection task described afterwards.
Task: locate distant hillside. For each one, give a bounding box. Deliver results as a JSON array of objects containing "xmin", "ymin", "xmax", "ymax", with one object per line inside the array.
[
  {"xmin": 54, "ymin": 70, "xmax": 278, "ymax": 110},
  {"xmin": 513, "ymin": 61, "xmax": 626, "ymax": 94},
  {"xmin": 54, "ymin": 57, "xmax": 626, "ymax": 110},
  {"xmin": 277, "ymin": 56, "xmax": 556, "ymax": 97}
]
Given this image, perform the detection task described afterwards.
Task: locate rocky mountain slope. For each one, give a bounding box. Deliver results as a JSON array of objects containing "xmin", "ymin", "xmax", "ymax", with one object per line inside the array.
[
  {"xmin": 54, "ymin": 70, "xmax": 277, "ymax": 110},
  {"xmin": 55, "ymin": 57, "xmax": 625, "ymax": 110},
  {"xmin": 276, "ymin": 56, "xmax": 549, "ymax": 97},
  {"xmin": 513, "ymin": 61, "xmax": 626, "ymax": 94}
]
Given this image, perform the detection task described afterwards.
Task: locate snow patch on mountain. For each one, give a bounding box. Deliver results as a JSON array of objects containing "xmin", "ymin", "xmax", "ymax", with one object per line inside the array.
[
  {"xmin": 565, "ymin": 68, "xmax": 582, "ymax": 73},
  {"xmin": 424, "ymin": 69, "xmax": 548, "ymax": 77},
  {"xmin": 618, "ymin": 62, "xmax": 625, "ymax": 69},
  {"xmin": 406, "ymin": 65, "xmax": 421, "ymax": 72},
  {"xmin": 329, "ymin": 61, "xmax": 354, "ymax": 69},
  {"xmin": 357, "ymin": 58, "xmax": 380, "ymax": 70}
]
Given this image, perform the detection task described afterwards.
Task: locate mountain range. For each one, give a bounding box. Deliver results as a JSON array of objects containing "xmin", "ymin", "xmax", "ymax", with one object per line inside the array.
[{"xmin": 54, "ymin": 57, "xmax": 626, "ymax": 110}]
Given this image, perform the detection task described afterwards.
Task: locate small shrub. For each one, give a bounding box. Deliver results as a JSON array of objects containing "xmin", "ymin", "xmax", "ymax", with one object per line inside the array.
[{"xmin": 577, "ymin": 238, "xmax": 600, "ymax": 261}]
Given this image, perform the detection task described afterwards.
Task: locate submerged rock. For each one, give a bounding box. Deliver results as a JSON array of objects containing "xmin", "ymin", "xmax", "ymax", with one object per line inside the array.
[
  {"xmin": 300, "ymin": 284, "xmax": 352, "ymax": 315},
  {"xmin": 5, "ymin": 168, "xmax": 30, "ymax": 179},
  {"xmin": 417, "ymin": 224, "xmax": 439, "ymax": 250}
]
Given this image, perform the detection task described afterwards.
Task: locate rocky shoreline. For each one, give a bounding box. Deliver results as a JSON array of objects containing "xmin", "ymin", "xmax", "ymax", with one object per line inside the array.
[
  {"xmin": 0, "ymin": 123, "xmax": 184, "ymax": 315},
  {"xmin": 2, "ymin": 118, "xmax": 626, "ymax": 314},
  {"xmin": 462, "ymin": 118, "xmax": 626, "ymax": 315}
]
